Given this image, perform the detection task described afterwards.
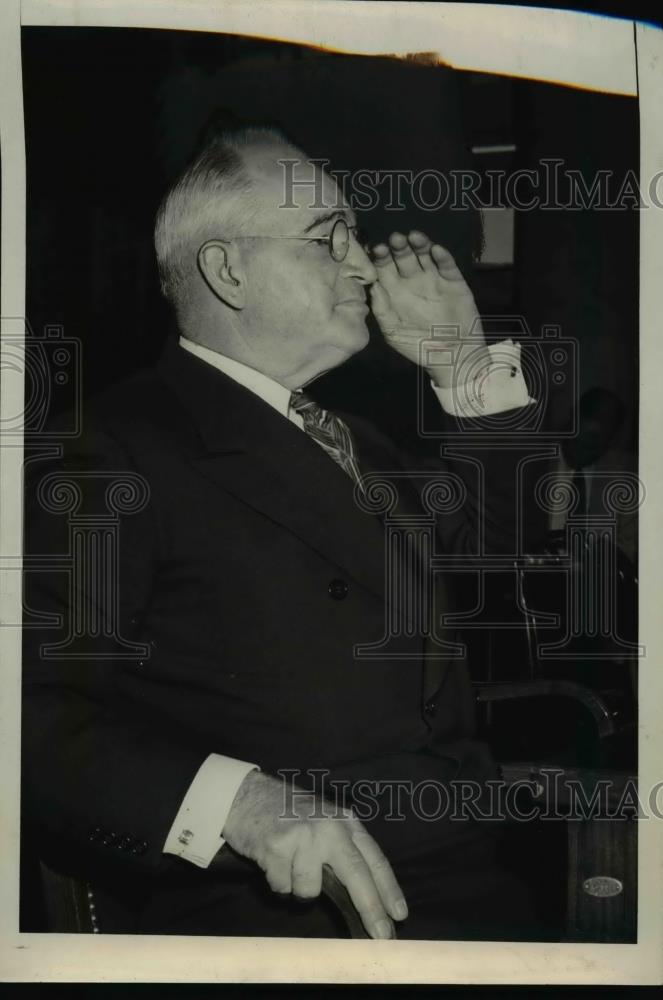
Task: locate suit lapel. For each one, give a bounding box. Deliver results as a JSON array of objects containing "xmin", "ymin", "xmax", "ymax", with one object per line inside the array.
[{"xmin": 157, "ymin": 340, "xmax": 388, "ymax": 602}]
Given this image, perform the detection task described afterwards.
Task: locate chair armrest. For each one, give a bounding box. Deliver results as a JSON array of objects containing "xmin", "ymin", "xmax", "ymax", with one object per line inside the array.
[
  {"xmin": 497, "ymin": 761, "xmax": 636, "ymax": 810},
  {"xmin": 213, "ymin": 848, "xmax": 389, "ymax": 938},
  {"xmin": 474, "ymin": 680, "xmax": 617, "ymax": 738},
  {"xmin": 39, "ymin": 861, "xmax": 97, "ymax": 933},
  {"xmin": 38, "ymin": 852, "xmax": 380, "ymax": 938},
  {"xmin": 322, "ymin": 864, "xmax": 378, "ymax": 939}
]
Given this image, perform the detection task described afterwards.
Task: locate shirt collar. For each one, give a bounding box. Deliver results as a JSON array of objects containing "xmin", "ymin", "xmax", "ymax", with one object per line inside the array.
[{"xmin": 179, "ymin": 335, "xmax": 293, "ymax": 421}]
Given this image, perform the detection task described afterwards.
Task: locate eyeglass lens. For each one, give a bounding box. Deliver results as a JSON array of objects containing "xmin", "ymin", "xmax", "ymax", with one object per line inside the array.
[{"xmin": 330, "ymin": 218, "xmax": 350, "ymax": 262}]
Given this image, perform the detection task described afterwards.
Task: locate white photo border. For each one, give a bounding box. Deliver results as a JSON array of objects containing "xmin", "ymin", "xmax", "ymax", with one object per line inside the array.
[{"xmin": 1, "ymin": 0, "xmax": 662, "ymax": 985}]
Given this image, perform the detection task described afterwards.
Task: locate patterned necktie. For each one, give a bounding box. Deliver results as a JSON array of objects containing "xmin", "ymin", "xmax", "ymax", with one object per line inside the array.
[{"xmin": 290, "ymin": 391, "xmax": 364, "ymax": 492}]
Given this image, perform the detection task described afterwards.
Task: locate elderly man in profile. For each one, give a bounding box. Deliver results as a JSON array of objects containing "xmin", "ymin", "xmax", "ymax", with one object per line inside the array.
[{"xmin": 23, "ymin": 124, "xmax": 540, "ymax": 941}]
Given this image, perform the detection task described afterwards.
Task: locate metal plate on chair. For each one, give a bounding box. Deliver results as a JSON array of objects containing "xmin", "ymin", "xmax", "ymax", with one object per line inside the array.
[{"xmin": 582, "ymin": 875, "xmax": 624, "ymax": 898}]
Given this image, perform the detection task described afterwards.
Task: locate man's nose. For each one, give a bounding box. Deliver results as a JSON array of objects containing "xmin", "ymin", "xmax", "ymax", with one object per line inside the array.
[{"xmin": 342, "ymin": 241, "xmax": 377, "ymax": 285}]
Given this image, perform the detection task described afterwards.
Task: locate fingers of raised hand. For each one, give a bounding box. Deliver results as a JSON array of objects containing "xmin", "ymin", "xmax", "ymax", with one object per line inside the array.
[
  {"xmin": 374, "ymin": 231, "xmax": 428, "ymax": 279},
  {"xmin": 430, "ymin": 242, "xmax": 465, "ymax": 281},
  {"xmin": 372, "ymin": 231, "xmax": 460, "ymax": 284},
  {"xmin": 405, "ymin": 233, "xmax": 464, "ymax": 281},
  {"xmin": 368, "ymin": 282, "xmax": 399, "ymax": 330},
  {"xmin": 371, "ymin": 241, "xmax": 398, "ymax": 282},
  {"xmin": 387, "ymin": 231, "xmax": 423, "ymax": 278},
  {"xmin": 407, "ymin": 230, "xmax": 437, "ymax": 272}
]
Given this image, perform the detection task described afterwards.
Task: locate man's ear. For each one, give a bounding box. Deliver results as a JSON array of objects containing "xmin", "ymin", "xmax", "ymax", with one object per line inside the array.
[{"xmin": 197, "ymin": 240, "xmax": 246, "ymax": 308}]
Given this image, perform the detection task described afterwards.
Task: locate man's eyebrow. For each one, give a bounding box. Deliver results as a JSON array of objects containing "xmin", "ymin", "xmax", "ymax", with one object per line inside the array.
[{"xmin": 301, "ymin": 210, "xmax": 352, "ymax": 235}]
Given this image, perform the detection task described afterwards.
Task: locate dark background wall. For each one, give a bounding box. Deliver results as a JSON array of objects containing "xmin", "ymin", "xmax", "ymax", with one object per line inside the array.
[{"xmin": 21, "ymin": 26, "xmax": 638, "ymax": 452}]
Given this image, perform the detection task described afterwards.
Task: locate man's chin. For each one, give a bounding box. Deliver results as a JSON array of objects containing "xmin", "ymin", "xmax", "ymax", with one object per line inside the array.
[
  {"xmin": 341, "ymin": 320, "xmax": 370, "ymax": 355},
  {"xmin": 313, "ymin": 320, "xmax": 370, "ymax": 377}
]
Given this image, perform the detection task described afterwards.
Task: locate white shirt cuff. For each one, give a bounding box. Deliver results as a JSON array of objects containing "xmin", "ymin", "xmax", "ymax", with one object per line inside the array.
[
  {"xmin": 432, "ymin": 339, "xmax": 536, "ymax": 417},
  {"xmin": 162, "ymin": 753, "xmax": 259, "ymax": 868}
]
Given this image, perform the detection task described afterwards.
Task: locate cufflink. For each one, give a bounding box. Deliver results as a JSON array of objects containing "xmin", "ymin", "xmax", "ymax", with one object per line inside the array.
[{"xmin": 178, "ymin": 828, "xmax": 194, "ymax": 846}]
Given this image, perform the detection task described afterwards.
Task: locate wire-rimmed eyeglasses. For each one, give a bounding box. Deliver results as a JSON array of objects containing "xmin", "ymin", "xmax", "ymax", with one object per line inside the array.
[{"xmin": 206, "ymin": 218, "xmax": 365, "ymax": 263}]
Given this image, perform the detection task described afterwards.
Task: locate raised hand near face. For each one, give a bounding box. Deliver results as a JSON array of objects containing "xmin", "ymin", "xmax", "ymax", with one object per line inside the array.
[{"xmin": 369, "ymin": 231, "xmax": 491, "ymax": 389}]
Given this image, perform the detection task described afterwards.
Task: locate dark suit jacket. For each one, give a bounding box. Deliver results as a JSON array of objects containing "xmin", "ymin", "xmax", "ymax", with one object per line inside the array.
[{"xmin": 22, "ymin": 338, "xmax": 531, "ymax": 902}]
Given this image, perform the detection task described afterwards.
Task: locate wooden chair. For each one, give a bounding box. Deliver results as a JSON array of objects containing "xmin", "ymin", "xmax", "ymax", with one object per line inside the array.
[{"xmin": 37, "ymin": 857, "xmax": 366, "ymax": 937}]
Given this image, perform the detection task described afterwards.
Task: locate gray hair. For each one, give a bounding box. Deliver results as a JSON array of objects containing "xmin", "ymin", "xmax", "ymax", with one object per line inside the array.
[{"xmin": 154, "ymin": 125, "xmax": 301, "ymax": 309}]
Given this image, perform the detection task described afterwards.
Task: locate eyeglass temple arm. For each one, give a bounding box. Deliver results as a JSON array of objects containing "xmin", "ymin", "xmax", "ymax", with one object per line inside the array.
[{"xmin": 232, "ymin": 235, "xmax": 330, "ymax": 241}]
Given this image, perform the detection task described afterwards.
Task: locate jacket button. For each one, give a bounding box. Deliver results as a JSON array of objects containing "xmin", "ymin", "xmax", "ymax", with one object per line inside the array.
[
  {"xmin": 131, "ymin": 840, "xmax": 149, "ymax": 856},
  {"xmin": 88, "ymin": 826, "xmax": 103, "ymax": 843},
  {"xmin": 116, "ymin": 835, "xmax": 133, "ymax": 852},
  {"xmin": 328, "ymin": 579, "xmax": 348, "ymax": 600},
  {"xmin": 425, "ymin": 699, "xmax": 437, "ymax": 717},
  {"xmin": 101, "ymin": 832, "xmax": 117, "ymax": 848}
]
